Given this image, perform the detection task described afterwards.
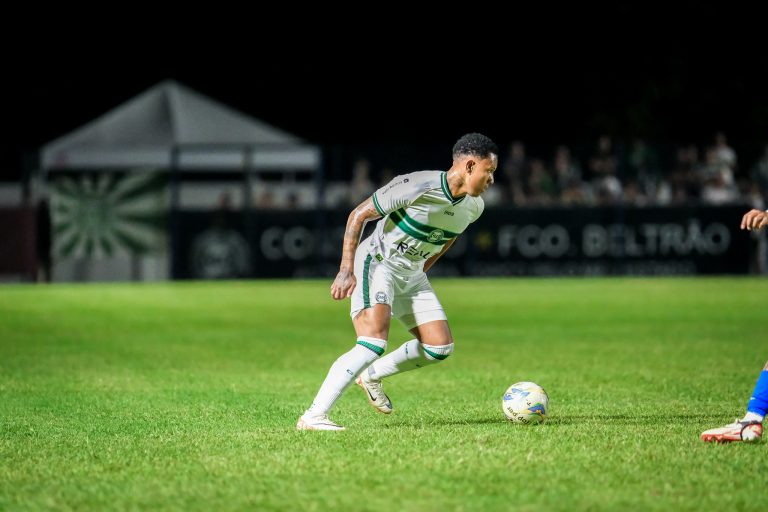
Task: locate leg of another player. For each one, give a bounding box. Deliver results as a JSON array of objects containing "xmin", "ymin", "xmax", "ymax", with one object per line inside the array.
[
  {"xmin": 365, "ymin": 320, "xmax": 454, "ymax": 381},
  {"xmin": 302, "ymin": 304, "xmax": 391, "ymax": 419},
  {"xmin": 744, "ymin": 360, "xmax": 768, "ymax": 423},
  {"xmin": 700, "ymin": 360, "xmax": 767, "ymax": 442}
]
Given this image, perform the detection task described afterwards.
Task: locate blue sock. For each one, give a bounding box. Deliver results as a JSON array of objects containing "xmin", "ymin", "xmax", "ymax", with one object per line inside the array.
[{"xmin": 746, "ymin": 370, "xmax": 768, "ymax": 419}]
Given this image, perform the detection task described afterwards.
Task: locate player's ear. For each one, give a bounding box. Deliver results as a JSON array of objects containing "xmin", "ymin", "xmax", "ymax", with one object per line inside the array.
[{"xmin": 466, "ymin": 158, "xmax": 476, "ymax": 174}]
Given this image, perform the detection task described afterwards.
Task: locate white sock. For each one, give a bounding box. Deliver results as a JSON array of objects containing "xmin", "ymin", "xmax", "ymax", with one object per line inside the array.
[
  {"xmin": 367, "ymin": 339, "xmax": 453, "ymax": 381},
  {"xmin": 743, "ymin": 411, "xmax": 764, "ymax": 423},
  {"xmin": 305, "ymin": 336, "xmax": 386, "ymax": 417}
]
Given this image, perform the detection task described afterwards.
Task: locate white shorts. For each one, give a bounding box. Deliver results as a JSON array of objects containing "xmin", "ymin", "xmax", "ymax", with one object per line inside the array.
[{"xmin": 350, "ymin": 244, "xmax": 447, "ymax": 331}]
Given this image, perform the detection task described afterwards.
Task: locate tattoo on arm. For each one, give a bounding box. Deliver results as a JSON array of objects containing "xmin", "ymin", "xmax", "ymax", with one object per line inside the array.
[{"xmin": 339, "ymin": 198, "xmax": 382, "ymax": 270}]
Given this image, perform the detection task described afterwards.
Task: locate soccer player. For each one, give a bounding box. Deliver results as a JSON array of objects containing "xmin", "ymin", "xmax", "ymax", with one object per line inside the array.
[
  {"xmin": 700, "ymin": 208, "xmax": 768, "ymax": 442},
  {"xmin": 297, "ymin": 133, "xmax": 498, "ymax": 430}
]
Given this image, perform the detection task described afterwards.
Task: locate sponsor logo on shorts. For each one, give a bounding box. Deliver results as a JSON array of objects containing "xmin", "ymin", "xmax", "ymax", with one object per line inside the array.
[{"xmin": 375, "ymin": 291, "xmax": 388, "ymax": 303}]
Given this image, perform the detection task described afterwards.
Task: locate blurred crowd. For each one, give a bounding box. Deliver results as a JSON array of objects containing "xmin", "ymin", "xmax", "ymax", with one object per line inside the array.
[
  {"xmin": 492, "ymin": 132, "xmax": 761, "ymax": 209},
  {"xmin": 251, "ymin": 132, "xmax": 768, "ymax": 210}
]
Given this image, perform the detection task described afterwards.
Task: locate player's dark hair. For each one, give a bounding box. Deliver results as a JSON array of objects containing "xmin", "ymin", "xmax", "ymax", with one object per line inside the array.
[{"xmin": 452, "ymin": 133, "xmax": 499, "ymax": 160}]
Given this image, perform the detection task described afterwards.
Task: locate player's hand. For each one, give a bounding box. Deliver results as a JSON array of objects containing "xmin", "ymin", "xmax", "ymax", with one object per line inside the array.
[
  {"xmin": 330, "ymin": 269, "xmax": 356, "ymax": 300},
  {"xmin": 740, "ymin": 209, "xmax": 768, "ymax": 231}
]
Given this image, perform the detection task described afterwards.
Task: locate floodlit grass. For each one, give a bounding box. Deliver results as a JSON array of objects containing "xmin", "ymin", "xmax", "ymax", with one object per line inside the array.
[{"xmin": 1, "ymin": 278, "xmax": 767, "ymax": 511}]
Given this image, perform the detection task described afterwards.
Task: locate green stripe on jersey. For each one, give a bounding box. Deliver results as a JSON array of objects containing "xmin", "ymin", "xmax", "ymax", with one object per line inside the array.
[
  {"xmin": 441, "ymin": 173, "xmax": 465, "ymax": 205},
  {"xmin": 390, "ymin": 210, "xmax": 446, "ymax": 245},
  {"xmin": 440, "ymin": 172, "xmax": 454, "ymax": 201},
  {"xmin": 389, "ymin": 209, "xmax": 457, "ymax": 245},
  {"xmin": 394, "ymin": 208, "xmax": 459, "ymax": 238},
  {"xmin": 372, "ymin": 193, "xmax": 386, "ymax": 216}
]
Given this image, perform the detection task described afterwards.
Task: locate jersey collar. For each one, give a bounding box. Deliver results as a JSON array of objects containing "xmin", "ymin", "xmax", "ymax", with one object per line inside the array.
[{"xmin": 441, "ymin": 172, "xmax": 466, "ymax": 205}]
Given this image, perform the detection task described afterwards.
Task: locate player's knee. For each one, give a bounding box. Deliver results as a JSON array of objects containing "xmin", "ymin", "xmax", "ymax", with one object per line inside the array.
[
  {"xmin": 421, "ymin": 342, "xmax": 454, "ymax": 363},
  {"xmin": 353, "ymin": 307, "xmax": 391, "ymax": 341},
  {"xmin": 356, "ymin": 336, "xmax": 387, "ymax": 360}
]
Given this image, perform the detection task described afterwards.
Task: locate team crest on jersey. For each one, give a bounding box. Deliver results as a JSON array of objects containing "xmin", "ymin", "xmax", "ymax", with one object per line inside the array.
[
  {"xmin": 375, "ymin": 291, "xmax": 388, "ymax": 303},
  {"xmin": 427, "ymin": 229, "xmax": 444, "ymax": 243}
]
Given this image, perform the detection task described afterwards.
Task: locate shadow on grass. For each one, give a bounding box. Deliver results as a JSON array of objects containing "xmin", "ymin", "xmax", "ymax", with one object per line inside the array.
[
  {"xmin": 375, "ymin": 413, "xmax": 717, "ymax": 428},
  {"xmin": 544, "ymin": 413, "xmax": 715, "ymax": 425}
]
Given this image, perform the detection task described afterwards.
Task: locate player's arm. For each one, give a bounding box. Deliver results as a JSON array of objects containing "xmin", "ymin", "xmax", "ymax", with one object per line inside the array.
[
  {"xmin": 423, "ymin": 237, "xmax": 457, "ymax": 273},
  {"xmin": 330, "ymin": 197, "xmax": 382, "ymax": 300},
  {"xmin": 741, "ymin": 209, "xmax": 768, "ymax": 230}
]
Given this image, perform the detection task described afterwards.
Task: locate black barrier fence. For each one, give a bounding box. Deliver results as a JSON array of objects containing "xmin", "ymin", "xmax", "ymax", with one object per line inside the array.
[
  {"xmin": 0, "ymin": 206, "xmax": 38, "ymax": 280},
  {"xmin": 174, "ymin": 205, "xmax": 758, "ymax": 279}
]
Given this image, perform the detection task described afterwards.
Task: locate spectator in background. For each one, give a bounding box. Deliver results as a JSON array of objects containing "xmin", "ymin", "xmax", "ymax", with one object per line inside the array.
[
  {"xmin": 662, "ymin": 144, "xmax": 701, "ymax": 205},
  {"xmin": 713, "ymin": 131, "xmax": 737, "ymax": 172},
  {"xmin": 255, "ymin": 190, "xmax": 277, "ymax": 209},
  {"xmin": 552, "ymin": 145, "xmax": 582, "ymax": 192},
  {"xmin": 253, "ymin": 178, "xmax": 278, "ymax": 209},
  {"xmin": 552, "ymin": 145, "xmax": 588, "ymax": 205},
  {"xmin": 589, "ymin": 135, "xmax": 622, "ymax": 205},
  {"xmin": 750, "ymin": 144, "xmax": 768, "ymax": 196},
  {"xmin": 502, "ymin": 141, "xmax": 529, "ymax": 205},
  {"xmin": 622, "ymin": 180, "xmax": 648, "ymax": 207},
  {"xmin": 526, "ymin": 159, "xmax": 556, "ymax": 205},
  {"xmin": 588, "ymin": 135, "xmax": 617, "ymax": 181},
  {"xmin": 594, "ymin": 174, "xmax": 623, "ymax": 206},
  {"xmin": 700, "ymin": 147, "xmax": 739, "ymax": 205},
  {"xmin": 627, "ymin": 138, "xmax": 657, "ymax": 179},
  {"xmin": 286, "ymin": 192, "xmax": 300, "ymax": 210},
  {"xmin": 348, "ymin": 158, "xmax": 376, "ymax": 207},
  {"xmin": 560, "ymin": 180, "xmax": 589, "ymax": 206},
  {"xmin": 627, "ymin": 137, "xmax": 660, "ymax": 198}
]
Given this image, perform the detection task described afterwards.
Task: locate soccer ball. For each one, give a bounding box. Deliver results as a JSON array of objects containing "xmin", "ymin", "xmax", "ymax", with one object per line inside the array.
[{"xmin": 502, "ymin": 381, "xmax": 549, "ymax": 424}]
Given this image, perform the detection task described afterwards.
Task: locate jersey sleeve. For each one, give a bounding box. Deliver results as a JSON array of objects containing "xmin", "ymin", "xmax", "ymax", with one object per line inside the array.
[{"xmin": 371, "ymin": 173, "xmax": 426, "ymax": 216}]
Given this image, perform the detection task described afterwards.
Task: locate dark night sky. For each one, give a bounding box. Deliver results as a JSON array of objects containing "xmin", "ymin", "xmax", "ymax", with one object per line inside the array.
[{"xmin": 4, "ymin": 6, "xmax": 768, "ymax": 180}]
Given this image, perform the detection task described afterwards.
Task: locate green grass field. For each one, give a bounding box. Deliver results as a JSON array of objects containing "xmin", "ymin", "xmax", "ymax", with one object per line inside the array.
[{"xmin": 1, "ymin": 277, "xmax": 767, "ymax": 511}]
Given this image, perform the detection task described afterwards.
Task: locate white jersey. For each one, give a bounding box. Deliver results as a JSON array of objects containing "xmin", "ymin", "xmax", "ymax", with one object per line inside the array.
[{"xmin": 365, "ymin": 170, "xmax": 484, "ymax": 273}]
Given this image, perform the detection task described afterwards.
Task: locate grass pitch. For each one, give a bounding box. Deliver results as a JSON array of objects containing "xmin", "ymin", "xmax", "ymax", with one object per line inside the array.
[{"xmin": 1, "ymin": 277, "xmax": 767, "ymax": 511}]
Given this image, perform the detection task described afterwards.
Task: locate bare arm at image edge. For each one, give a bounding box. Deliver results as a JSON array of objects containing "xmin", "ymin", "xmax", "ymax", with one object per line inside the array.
[{"xmin": 741, "ymin": 209, "xmax": 768, "ymax": 231}]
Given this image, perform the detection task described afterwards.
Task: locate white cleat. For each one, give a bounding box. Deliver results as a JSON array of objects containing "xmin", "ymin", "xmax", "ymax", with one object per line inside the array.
[
  {"xmin": 296, "ymin": 414, "xmax": 345, "ymax": 431},
  {"xmin": 356, "ymin": 372, "xmax": 393, "ymax": 414},
  {"xmin": 701, "ymin": 419, "xmax": 763, "ymax": 443}
]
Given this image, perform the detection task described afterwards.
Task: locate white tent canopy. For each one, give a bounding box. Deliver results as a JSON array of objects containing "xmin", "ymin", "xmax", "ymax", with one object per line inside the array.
[{"xmin": 41, "ymin": 80, "xmax": 320, "ymax": 171}]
